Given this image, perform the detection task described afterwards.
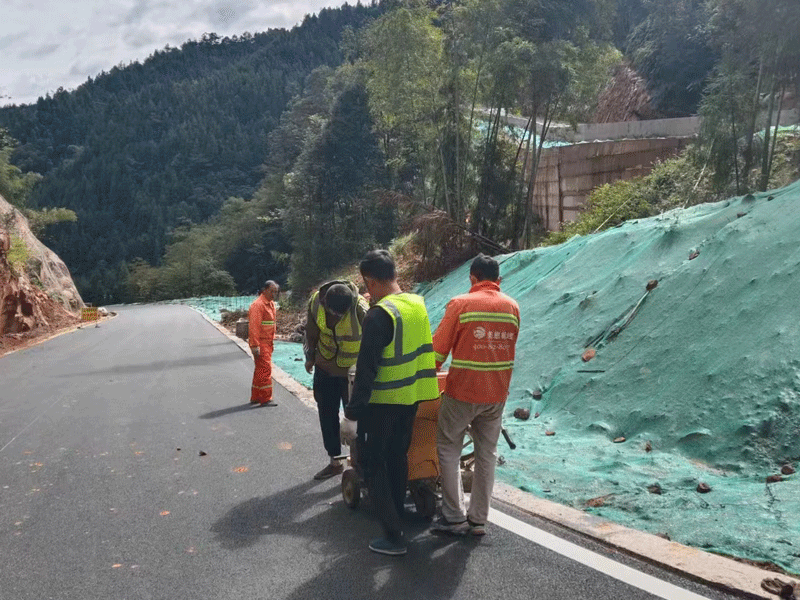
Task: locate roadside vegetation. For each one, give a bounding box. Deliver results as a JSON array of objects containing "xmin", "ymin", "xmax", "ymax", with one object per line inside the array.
[
  {"xmin": 1, "ymin": 131, "xmax": 77, "ymax": 238},
  {"xmin": 1, "ymin": 130, "xmax": 77, "ymax": 287},
  {"xmin": 6, "ymin": 234, "xmax": 29, "ymax": 274}
]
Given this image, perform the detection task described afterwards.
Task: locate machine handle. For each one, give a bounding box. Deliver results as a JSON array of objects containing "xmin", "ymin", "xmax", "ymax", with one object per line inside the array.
[{"xmin": 501, "ymin": 427, "xmax": 516, "ymax": 450}]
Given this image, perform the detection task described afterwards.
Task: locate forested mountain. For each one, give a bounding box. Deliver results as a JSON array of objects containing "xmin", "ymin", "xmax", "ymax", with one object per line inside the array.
[
  {"xmin": 1, "ymin": 0, "xmax": 797, "ymax": 304},
  {"xmin": 0, "ymin": 3, "xmax": 384, "ymax": 302}
]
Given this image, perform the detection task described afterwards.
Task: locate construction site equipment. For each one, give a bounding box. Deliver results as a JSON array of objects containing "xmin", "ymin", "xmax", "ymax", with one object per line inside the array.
[{"xmin": 341, "ymin": 372, "xmax": 515, "ymax": 517}]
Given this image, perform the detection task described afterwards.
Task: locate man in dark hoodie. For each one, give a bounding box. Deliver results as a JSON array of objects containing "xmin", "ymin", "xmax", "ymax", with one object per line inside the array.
[{"xmin": 304, "ymin": 281, "xmax": 370, "ymax": 480}]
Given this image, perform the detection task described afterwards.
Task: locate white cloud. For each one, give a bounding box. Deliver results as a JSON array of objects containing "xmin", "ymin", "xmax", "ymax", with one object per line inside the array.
[
  {"xmin": 0, "ymin": 32, "xmax": 27, "ymax": 51},
  {"xmin": 0, "ymin": 0, "xmax": 349, "ymax": 106},
  {"xmin": 18, "ymin": 42, "xmax": 61, "ymax": 60},
  {"xmin": 68, "ymin": 59, "xmax": 108, "ymax": 78}
]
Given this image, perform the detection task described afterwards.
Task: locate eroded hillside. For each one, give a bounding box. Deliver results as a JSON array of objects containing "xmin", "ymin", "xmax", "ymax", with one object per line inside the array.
[{"xmin": 1, "ymin": 194, "xmax": 82, "ymax": 354}]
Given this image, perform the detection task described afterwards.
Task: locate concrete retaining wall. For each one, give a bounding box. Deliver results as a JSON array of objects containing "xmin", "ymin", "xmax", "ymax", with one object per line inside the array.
[
  {"xmin": 504, "ymin": 109, "xmax": 799, "ymax": 144},
  {"xmin": 551, "ymin": 117, "xmax": 699, "ymax": 143},
  {"xmin": 527, "ymin": 137, "xmax": 691, "ymax": 231},
  {"xmin": 508, "ymin": 109, "xmax": 799, "ymax": 232}
]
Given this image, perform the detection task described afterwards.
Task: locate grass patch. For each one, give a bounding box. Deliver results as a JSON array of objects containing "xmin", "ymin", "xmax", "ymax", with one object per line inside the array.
[{"xmin": 7, "ymin": 234, "xmax": 29, "ymax": 271}]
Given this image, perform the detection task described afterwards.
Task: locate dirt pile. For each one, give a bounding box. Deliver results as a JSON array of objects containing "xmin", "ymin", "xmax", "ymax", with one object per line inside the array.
[{"xmin": 0, "ymin": 194, "xmax": 82, "ymax": 355}]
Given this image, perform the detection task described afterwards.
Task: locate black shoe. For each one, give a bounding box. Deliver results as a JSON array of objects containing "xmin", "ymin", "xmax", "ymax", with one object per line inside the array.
[
  {"xmin": 313, "ymin": 462, "xmax": 344, "ymax": 480},
  {"xmin": 369, "ymin": 536, "xmax": 407, "ymax": 556}
]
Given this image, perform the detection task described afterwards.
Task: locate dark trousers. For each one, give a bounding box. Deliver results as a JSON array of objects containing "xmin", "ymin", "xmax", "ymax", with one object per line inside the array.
[
  {"xmin": 313, "ymin": 367, "xmax": 349, "ymax": 458},
  {"xmin": 362, "ymin": 403, "xmax": 418, "ymax": 540}
]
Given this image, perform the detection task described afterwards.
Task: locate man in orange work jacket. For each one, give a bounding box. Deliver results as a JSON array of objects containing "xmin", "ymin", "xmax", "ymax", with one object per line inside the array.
[
  {"xmin": 248, "ymin": 280, "xmax": 280, "ymax": 406},
  {"xmin": 430, "ymin": 254, "xmax": 520, "ymax": 536}
]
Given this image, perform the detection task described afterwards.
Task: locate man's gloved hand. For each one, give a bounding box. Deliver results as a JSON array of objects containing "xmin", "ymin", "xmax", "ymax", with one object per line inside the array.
[
  {"xmin": 251, "ymin": 346, "xmax": 260, "ymax": 360},
  {"xmin": 305, "ymin": 360, "xmax": 314, "ymax": 374},
  {"xmin": 339, "ymin": 417, "xmax": 358, "ymax": 445}
]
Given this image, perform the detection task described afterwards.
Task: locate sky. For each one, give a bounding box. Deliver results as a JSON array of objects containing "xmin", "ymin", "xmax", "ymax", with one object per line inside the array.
[{"xmin": 0, "ymin": 0, "xmax": 349, "ymax": 107}]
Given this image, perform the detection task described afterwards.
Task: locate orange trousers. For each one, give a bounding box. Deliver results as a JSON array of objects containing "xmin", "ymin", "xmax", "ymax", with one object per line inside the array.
[{"xmin": 251, "ymin": 346, "xmax": 273, "ymax": 403}]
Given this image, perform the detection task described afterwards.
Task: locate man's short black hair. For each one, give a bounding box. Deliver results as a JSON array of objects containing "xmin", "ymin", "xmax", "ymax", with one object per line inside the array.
[
  {"xmin": 359, "ymin": 249, "xmax": 396, "ymax": 282},
  {"xmin": 324, "ymin": 284, "xmax": 353, "ymax": 314},
  {"xmin": 470, "ymin": 254, "xmax": 500, "ymax": 282}
]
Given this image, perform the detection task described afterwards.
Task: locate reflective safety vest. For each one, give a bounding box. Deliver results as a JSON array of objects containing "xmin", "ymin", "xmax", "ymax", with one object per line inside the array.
[
  {"xmin": 248, "ymin": 294, "xmax": 276, "ymax": 348},
  {"xmin": 432, "ymin": 280, "xmax": 520, "ymax": 404},
  {"xmin": 371, "ymin": 293, "xmax": 439, "ymax": 406},
  {"xmin": 310, "ymin": 290, "xmax": 365, "ymax": 369}
]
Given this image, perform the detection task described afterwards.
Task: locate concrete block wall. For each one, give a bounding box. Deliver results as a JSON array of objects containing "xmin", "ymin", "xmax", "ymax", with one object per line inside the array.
[
  {"xmin": 505, "ymin": 109, "xmax": 798, "ymax": 144},
  {"xmin": 511, "ymin": 109, "xmax": 798, "ymax": 232},
  {"xmin": 528, "ymin": 137, "xmax": 691, "ymax": 231}
]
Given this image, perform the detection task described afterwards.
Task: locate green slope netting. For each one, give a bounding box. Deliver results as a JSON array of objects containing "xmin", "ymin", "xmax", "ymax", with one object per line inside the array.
[
  {"xmin": 188, "ymin": 181, "xmax": 800, "ymax": 571},
  {"xmin": 272, "ymin": 341, "xmax": 314, "ymax": 389},
  {"xmin": 421, "ymin": 179, "xmax": 800, "ymax": 572},
  {"xmin": 176, "ymin": 296, "xmax": 258, "ymax": 323}
]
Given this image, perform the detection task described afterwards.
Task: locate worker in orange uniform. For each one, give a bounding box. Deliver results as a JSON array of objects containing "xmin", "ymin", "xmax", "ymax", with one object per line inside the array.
[
  {"xmin": 430, "ymin": 254, "xmax": 520, "ymax": 536},
  {"xmin": 248, "ymin": 280, "xmax": 280, "ymax": 406}
]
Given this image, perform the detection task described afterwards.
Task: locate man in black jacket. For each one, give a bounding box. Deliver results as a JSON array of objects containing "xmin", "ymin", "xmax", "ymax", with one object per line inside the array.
[{"xmin": 341, "ymin": 249, "xmax": 438, "ymax": 556}]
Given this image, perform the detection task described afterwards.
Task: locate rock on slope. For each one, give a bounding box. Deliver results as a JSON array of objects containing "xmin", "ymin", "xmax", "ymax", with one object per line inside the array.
[
  {"xmin": 0, "ymin": 193, "xmax": 82, "ymax": 345},
  {"xmin": 594, "ymin": 62, "xmax": 661, "ymax": 123}
]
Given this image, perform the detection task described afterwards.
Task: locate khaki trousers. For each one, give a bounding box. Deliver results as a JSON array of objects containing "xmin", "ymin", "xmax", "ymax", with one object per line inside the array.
[{"xmin": 437, "ymin": 394, "xmax": 504, "ymax": 525}]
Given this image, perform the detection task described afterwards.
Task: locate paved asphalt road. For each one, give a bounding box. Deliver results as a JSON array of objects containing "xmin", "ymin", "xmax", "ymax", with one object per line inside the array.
[{"xmin": 0, "ymin": 305, "xmax": 741, "ymax": 600}]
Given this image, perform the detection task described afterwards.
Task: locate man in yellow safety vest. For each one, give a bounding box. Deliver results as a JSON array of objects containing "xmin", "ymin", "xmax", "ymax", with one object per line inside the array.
[
  {"xmin": 341, "ymin": 249, "xmax": 439, "ymax": 556},
  {"xmin": 304, "ymin": 281, "xmax": 369, "ymax": 480}
]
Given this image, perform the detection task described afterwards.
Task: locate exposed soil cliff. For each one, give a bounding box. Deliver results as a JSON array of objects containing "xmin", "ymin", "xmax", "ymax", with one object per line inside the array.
[{"xmin": 0, "ymin": 194, "xmax": 82, "ymax": 355}]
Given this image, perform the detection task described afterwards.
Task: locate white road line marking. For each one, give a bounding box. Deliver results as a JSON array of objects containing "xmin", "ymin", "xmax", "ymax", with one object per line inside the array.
[
  {"xmin": 489, "ymin": 509, "xmax": 713, "ymax": 600},
  {"xmin": 0, "ymin": 395, "xmax": 66, "ymax": 455}
]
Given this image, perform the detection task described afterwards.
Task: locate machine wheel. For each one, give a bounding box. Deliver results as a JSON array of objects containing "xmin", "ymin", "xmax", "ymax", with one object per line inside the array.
[
  {"xmin": 341, "ymin": 468, "xmax": 361, "ymax": 509},
  {"xmin": 410, "ymin": 482, "xmax": 437, "ymax": 519},
  {"xmin": 461, "ymin": 468, "xmax": 473, "ymax": 493}
]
